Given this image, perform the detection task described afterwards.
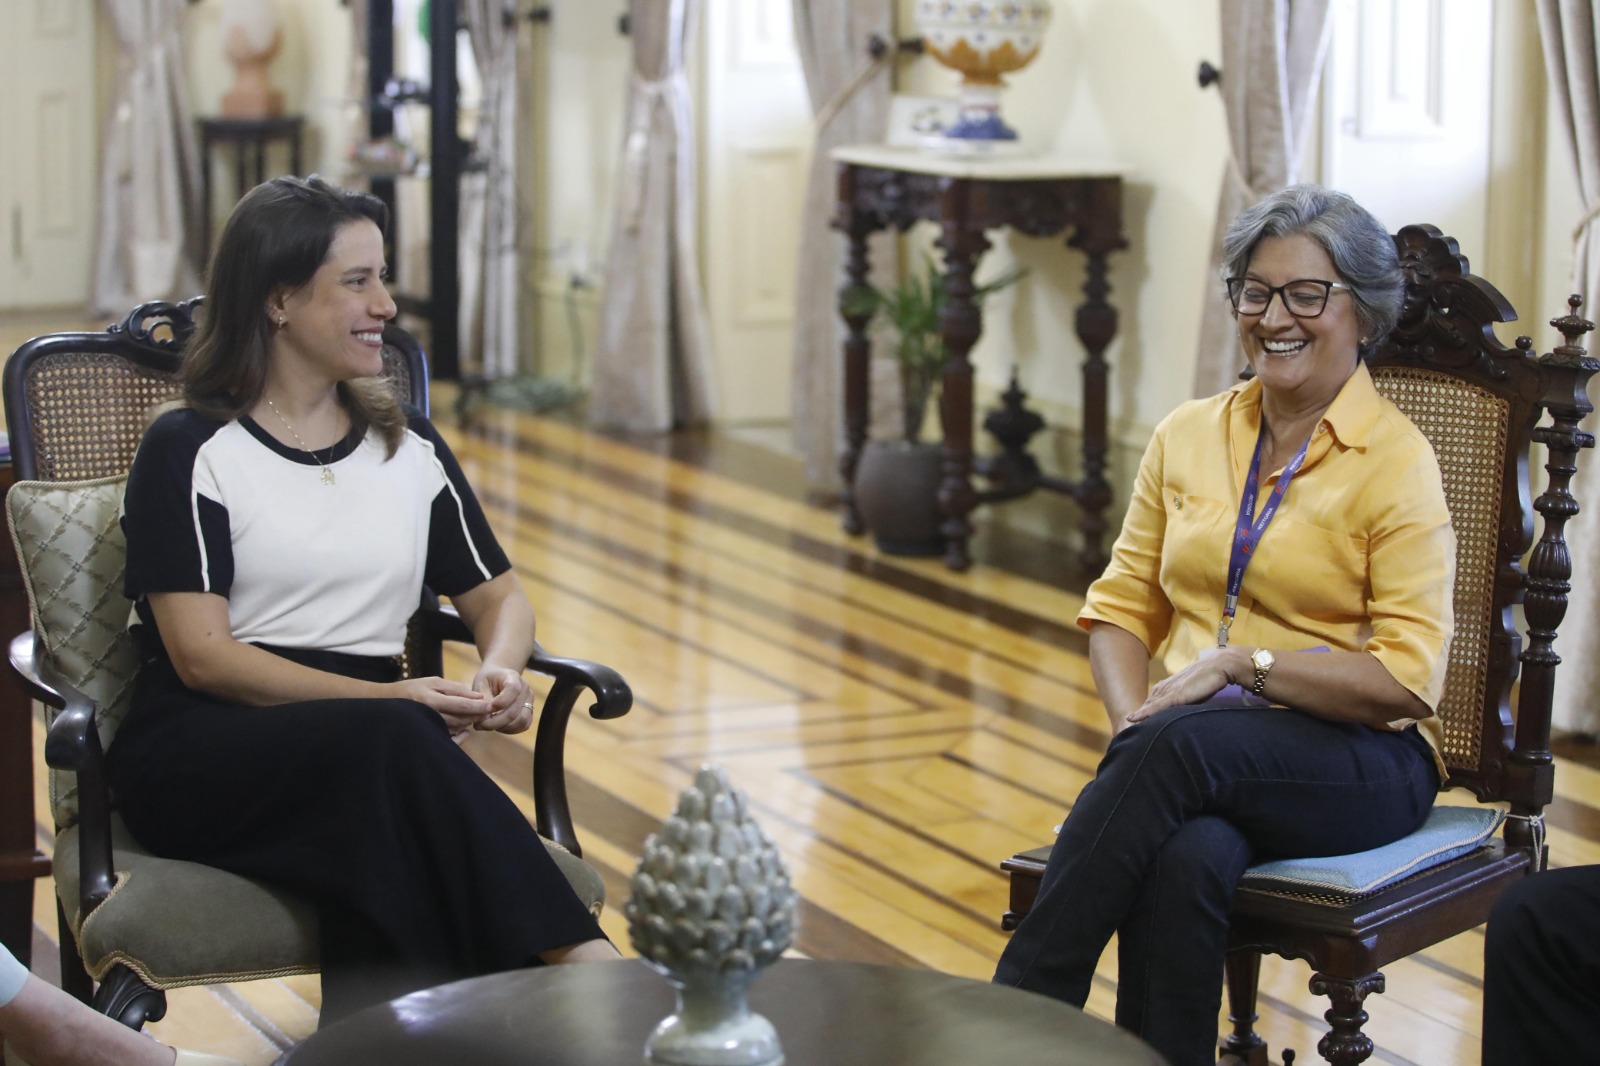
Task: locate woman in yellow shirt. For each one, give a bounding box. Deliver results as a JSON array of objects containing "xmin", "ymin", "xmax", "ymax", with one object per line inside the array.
[{"xmin": 992, "ymin": 185, "xmax": 1453, "ymax": 1066}]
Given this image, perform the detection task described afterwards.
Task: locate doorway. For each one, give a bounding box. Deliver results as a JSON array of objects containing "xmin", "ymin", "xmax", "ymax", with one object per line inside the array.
[{"xmin": 0, "ymin": 0, "xmax": 99, "ymax": 311}]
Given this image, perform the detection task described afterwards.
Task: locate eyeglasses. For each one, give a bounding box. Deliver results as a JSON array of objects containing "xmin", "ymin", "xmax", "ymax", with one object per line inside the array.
[{"xmin": 1226, "ymin": 277, "xmax": 1351, "ymax": 319}]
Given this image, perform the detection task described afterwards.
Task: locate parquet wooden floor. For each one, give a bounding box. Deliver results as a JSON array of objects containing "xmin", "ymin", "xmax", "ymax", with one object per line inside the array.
[{"xmin": 17, "ymin": 400, "xmax": 1600, "ymax": 1065}]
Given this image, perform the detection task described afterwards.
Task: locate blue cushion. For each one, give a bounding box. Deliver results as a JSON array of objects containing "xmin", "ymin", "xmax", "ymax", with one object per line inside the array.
[{"xmin": 1239, "ymin": 805, "xmax": 1505, "ymax": 897}]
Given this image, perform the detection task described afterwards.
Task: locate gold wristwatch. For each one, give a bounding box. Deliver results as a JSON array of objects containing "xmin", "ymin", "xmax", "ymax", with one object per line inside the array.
[{"xmin": 1249, "ymin": 647, "xmax": 1275, "ymax": 696}]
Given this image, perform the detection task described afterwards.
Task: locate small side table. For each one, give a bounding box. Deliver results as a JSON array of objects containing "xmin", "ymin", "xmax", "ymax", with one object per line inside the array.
[
  {"xmin": 831, "ymin": 145, "xmax": 1128, "ymax": 574},
  {"xmin": 198, "ymin": 115, "xmax": 305, "ymax": 252}
]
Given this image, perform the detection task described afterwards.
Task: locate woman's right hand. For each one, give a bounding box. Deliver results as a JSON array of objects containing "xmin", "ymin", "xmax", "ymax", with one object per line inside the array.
[{"xmin": 389, "ymin": 676, "xmax": 490, "ymax": 740}]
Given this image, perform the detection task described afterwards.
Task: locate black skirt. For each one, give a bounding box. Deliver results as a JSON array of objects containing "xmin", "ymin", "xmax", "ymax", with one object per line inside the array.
[{"xmin": 106, "ymin": 648, "xmax": 605, "ymax": 1021}]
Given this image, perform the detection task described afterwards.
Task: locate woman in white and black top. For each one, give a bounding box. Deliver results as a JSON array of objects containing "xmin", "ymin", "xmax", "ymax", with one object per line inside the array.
[{"xmin": 108, "ymin": 176, "xmax": 617, "ymax": 1023}]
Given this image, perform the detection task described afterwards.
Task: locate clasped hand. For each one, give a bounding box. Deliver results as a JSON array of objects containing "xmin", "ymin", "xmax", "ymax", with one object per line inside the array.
[
  {"xmin": 393, "ymin": 665, "xmax": 535, "ymax": 743},
  {"xmin": 1118, "ymin": 647, "xmax": 1238, "ymax": 733}
]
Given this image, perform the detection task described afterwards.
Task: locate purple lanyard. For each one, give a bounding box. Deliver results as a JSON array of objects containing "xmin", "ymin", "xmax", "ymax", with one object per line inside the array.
[{"xmin": 1217, "ymin": 426, "xmax": 1312, "ymax": 647}]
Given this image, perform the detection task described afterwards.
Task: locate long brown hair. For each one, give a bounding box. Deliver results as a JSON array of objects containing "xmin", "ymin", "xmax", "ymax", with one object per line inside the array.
[{"xmin": 183, "ymin": 175, "xmax": 406, "ymax": 455}]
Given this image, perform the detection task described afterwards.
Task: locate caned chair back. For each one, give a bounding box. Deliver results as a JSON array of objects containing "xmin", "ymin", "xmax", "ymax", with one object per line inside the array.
[
  {"xmin": 4, "ymin": 302, "xmax": 190, "ymax": 481},
  {"xmin": 1366, "ymin": 225, "xmax": 1595, "ymax": 810},
  {"xmin": 4, "ymin": 300, "xmax": 429, "ymax": 483}
]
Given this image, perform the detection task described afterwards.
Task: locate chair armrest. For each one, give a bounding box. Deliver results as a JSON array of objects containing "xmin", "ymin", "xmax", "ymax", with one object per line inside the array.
[
  {"xmin": 10, "ymin": 631, "xmax": 91, "ymax": 770},
  {"xmin": 7, "ymin": 631, "xmax": 118, "ymax": 912},
  {"xmin": 416, "ymin": 603, "xmax": 633, "ymax": 719},
  {"xmin": 414, "ymin": 602, "xmax": 634, "ymax": 856},
  {"xmin": 528, "ymin": 645, "xmax": 633, "ymax": 722},
  {"xmin": 416, "ymin": 601, "xmax": 474, "ymax": 645}
]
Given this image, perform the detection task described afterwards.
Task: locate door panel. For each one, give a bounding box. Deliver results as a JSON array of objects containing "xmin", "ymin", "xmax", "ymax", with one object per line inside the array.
[
  {"xmin": 702, "ymin": 0, "xmax": 812, "ymax": 423},
  {"xmin": 1321, "ymin": 0, "xmax": 1492, "ymax": 254},
  {"xmin": 0, "ymin": 0, "xmax": 98, "ymax": 309}
]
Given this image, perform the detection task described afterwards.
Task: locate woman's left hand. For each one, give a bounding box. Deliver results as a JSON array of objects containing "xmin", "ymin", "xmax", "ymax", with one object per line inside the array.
[
  {"xmin": 1123, "ymin": 647, "xmax": 1238, "ymax": 727},
  {"xmin": 471, "ymin": 664, "xmax": 535, "ymax": 735}
]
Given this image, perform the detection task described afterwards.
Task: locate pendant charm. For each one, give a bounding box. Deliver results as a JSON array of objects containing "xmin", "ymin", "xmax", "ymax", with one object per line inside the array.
[{"xmin": 320, "ymin": 468, "xmax": 335, "ymax": 486}]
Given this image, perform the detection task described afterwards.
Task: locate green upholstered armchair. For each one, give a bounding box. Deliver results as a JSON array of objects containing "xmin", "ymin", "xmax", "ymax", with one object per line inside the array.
[{"xmin": 1, "ymin": 300, "xmax": 630, "ymax": 1028}]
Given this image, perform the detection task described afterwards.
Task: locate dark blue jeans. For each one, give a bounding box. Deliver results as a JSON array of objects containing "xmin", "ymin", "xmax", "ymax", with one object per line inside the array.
[{"xmin": 993, "ymin": 703, "xmax": 1438, "ymax": 1066}]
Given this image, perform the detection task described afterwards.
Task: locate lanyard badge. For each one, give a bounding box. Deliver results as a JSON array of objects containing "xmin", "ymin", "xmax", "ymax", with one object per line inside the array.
[{"xmin": 1218, "ymin": 426, "xmax": 1312, "ymax": 647}]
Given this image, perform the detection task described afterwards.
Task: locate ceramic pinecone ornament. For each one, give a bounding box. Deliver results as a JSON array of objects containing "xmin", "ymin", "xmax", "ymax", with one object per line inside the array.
[{"xmin": 627, "ymin": 764, "xmax": 797, "ymax": 1065}]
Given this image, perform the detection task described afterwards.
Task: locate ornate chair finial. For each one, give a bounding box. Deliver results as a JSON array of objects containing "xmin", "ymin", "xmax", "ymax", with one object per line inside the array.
[{"xmin": 1548, "ymin": 294, "xmax": 1596, "ymax": 367}]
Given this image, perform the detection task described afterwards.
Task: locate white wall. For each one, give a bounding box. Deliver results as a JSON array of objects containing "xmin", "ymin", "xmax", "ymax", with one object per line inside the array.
[
  {"xmin": 1538, "ymin": 102, "xmax": 1586, "ymax": 333},
  {"xmin": 173, "ymin": 1, "xmax": 1590, "ymax": 531},
  {"xmin": 892, "ymin": 0, "xmax": 1229, "ymax": 542},
  {"xmin": 885, "ymin": 0, "xmax": 1581, "ymax": 549},
  {"xmin": 529, "ymin": 7, "xmax": 630, "ymax": 293},
  {"xmin": 185, "ymin": 0, "xmax": 355, "ymax": 177},
  {"xmin": 525, "ymin": 5, "xmax": 630, "ymax": 383},
  {"xmin": 179, "ymin": 0, "xmax": 627, "ymax": 381}
]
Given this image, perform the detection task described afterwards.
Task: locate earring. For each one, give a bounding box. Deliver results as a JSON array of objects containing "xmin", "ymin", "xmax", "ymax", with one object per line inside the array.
[{"xmin": 276, "ymin": 316, "xmax": 287, "ymax": 328}]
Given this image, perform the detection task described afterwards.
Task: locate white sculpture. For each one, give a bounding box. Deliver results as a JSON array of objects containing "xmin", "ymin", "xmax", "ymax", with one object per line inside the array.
[
  {"xmin": 219, "ymin": 0, "xmax": 284, "ymax": 118},
  {"xmin": 627, "ymin": 765, "xmax": 797, "ymax": 1066}
]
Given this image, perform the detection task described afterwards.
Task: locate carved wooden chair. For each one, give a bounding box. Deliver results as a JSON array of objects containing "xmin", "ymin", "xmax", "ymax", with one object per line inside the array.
[
  {"xmin": 998, "ymin": 227, "xmax": 1598, "ymax": 1065},
  {"xmin": 2, "ymin": 299, "xmax": 631, "ymax": 1027}
]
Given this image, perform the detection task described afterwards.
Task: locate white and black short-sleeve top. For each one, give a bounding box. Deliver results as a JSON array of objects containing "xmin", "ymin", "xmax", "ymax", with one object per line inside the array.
[{"xmin": 122, "ymin": 406, "xmax": 511, "ymax": 658}]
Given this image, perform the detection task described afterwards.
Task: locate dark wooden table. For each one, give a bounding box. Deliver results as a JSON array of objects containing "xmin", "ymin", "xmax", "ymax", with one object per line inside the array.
[
  {"xmin": 0, "ymin": 459, "xmax": 49, "ymax": 969},
  {"xmin": 832, "ymin": 145, "xmax": 1128, "ymax": 574},
  {"xmin": 274, "ymin": 959, "xmax": 1162, "ymax": 1065},
  {"xmin": 198, "ymin": 115, "xmax": 305, "ymax": 252}
]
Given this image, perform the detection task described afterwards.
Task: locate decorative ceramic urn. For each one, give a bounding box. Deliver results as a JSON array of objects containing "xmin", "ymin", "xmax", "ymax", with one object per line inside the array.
[
  {"xmin": 913, "ymin": 0, "xmax": 1053, "ymax": 145},
  {"xmin": 627, "ymin": 765, "xmax": 797, "ymax": 1066},
  {"xmin": 219, "ymin": 0, "xmax": 285, "ymax": 118}
]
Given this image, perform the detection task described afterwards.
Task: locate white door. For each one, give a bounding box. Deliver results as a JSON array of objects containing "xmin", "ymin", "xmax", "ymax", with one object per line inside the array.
[
  {"xmin": 700, "ymin": 0, "xmax": 813, "ymax": 424},
  {"xmin": 0, "ymin": 0, "xmax": 99, "ymax": 310},
  {"xmin": 1321, "ymin": 0, "xmax": 1492, "ymax": 255}
]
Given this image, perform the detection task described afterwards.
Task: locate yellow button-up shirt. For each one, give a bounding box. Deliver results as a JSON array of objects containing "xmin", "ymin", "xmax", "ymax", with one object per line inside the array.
[{"xmin": 1078, "ymin": 363, "xmax": 1454, "ymax": 773}]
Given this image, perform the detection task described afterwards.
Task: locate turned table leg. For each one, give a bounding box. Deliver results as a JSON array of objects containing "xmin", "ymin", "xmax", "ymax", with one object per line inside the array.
[
  {"xmin": 1067, "ymin": 181, "xmax": 1125, "ymax": 576},
  {"xmin": 1073, "ymin": 246, "xmax": 1116, "ymax": 574},
  {"xmin": 836, "ymin": 167, "xmax": 876, "ymax": 535},
  {"xmin": 935, "ymin": 178, "xmax": 991, "ymax": 572}
]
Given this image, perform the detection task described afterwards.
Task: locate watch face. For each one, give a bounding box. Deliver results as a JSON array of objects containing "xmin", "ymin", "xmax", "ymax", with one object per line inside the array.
[{"xmin": 1252, "ymin": 648, "xmax": 1275, "ymax": 670}]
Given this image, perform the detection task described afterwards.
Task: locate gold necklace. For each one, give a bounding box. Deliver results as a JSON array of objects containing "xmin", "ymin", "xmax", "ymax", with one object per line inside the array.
[{"xmin": 264, "ymin": 398, "xmax": 337, "ymax": 486}]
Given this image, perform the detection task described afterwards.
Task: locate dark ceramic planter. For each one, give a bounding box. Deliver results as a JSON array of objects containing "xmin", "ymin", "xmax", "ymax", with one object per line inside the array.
[{"xmin": 854, "ymin": 440, "xmax": 945, "ymax": 556}]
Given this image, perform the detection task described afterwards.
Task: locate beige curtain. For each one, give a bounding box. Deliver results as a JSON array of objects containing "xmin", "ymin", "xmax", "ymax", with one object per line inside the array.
[
  {"xmin": 1539, "ymin": 0, "xmax": 1600, "ymax": 735},
  {"xmin": 790, "ymin": 0, "xmax": 896, "ymax": 493},
  {"xmin": 92, "ymin": 0, "xmax": 202, "ymax": 314},
  {"xmin": 590, "ymin": 0, "xmax": 715, "ymax": 431},
  {"xmin": 1192, "ymin": 0, "xmax": 1333, "ymax": 398},
  {"xmin": 460, "ymin": 0, "xmax": 522, "ymax": 379}
]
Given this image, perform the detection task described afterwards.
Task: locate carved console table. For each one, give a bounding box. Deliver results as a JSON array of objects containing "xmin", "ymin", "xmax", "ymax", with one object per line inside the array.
[{"xmin": 831, "ymin": 145, "xmax": 1128, "ymax": 573}]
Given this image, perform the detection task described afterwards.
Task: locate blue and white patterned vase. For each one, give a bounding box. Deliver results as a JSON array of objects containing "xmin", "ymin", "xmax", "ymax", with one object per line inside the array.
[{"xmin": 914, "ymin": 0, "xmax": 1054, "ymax": 144}]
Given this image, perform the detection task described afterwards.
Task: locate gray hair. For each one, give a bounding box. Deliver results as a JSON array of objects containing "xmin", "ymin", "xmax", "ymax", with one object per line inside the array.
[{"xmin": 1221, "ymin": 184, "xmax": 1403, "ymax": 357}]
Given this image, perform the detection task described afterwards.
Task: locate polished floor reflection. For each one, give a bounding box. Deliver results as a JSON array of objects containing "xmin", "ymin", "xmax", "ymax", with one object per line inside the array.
[{"xmin": 22, "ymin": 401, "xmax": 1600, "ymax": 1065}]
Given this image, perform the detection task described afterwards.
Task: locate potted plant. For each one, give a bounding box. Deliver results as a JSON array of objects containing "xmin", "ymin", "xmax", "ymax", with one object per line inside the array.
[{"xmin": 845, "ymin": 257, "xmax": 1024, "ymax": 555}]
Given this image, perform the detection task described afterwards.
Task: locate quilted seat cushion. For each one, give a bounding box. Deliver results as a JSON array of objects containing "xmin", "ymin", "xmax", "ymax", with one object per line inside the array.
[
  {"xmin": 1239, "ymin": 804, "xmax": 1506, "ymax": 897},
  {"xmin": 58, "ymin": 815, "xmax": 320, "ymax": 987}
]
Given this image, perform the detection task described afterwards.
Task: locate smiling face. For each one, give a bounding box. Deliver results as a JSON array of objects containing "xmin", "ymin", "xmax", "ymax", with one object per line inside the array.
[
  {"xmin": 1235, "ymin": 233, "xmax": 1363, "ymax": 405},
  {"xmin": 268, "ymin": 219, "xmax": 396, "ymax": 389}
]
